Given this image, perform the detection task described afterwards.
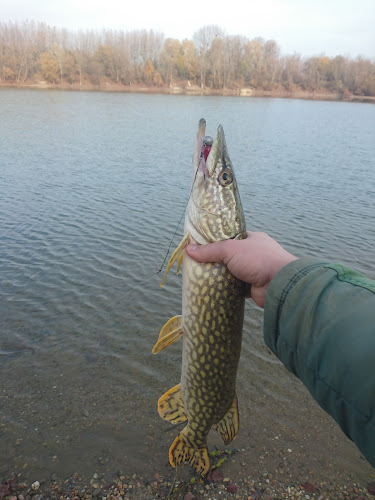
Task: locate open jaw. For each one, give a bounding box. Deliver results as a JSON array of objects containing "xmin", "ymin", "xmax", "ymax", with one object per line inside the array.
[{"xmin": 195, "ymin": 119, "xmax": 228, "ymax": 177}]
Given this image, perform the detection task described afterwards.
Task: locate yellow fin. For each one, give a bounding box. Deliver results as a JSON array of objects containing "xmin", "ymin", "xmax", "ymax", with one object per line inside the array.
[
  {"xmin": 158, "ymin": 384, "xmax": 187, "ymax": 424},
  {"xmin": 169, "ymin": 427, "xmax": 210, "ymax": 475},
  {"xmin": 152, "ymin": 315, "xmax": 183, "ymax": 354},
  {"xmin": 160, "ymin": 234, "xmax": 190, "ymax": 287},
  {"xmin": 213, "ymin": 394, "xmax": 239, "ymax": 445}
]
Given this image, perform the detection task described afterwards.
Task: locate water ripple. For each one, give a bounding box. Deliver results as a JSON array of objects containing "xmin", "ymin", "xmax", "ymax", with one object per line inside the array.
[{"xmin": 1, "ymin": 90, "xmax": 374, "ymax": 480}]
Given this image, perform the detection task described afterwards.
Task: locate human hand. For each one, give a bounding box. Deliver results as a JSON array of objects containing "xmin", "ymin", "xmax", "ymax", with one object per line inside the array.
[{"xmin": 186, "ymin": 232, "xmax": 297, "ymax": 308}]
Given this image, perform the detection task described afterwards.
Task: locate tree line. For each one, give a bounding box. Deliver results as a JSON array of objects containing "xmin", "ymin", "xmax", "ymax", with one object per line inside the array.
[{"xmin": 1, "ymin": 21, "xmax": 374, "ymax": 96}]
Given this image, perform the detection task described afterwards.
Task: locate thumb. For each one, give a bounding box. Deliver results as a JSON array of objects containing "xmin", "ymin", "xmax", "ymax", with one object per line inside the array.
[{"xmin": 186, "ymin": 240, "xmax": 233, "ymax": 264}]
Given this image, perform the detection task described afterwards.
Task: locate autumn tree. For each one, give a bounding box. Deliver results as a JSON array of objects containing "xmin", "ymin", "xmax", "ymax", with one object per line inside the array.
[
  {"xmin": 281, "ymin": 54, "xmax": 303, "ymax": 90},
  {"xmin": 177, "ymin": 39, "xmax": 198, "ymax": 81},
  {"xmin": 224, "ymin": 36, "xmax": 247, "ymax": 88},
  {"xmin": 193, "ymin": 25, "xmax": 225, "ymax": 88},
  {"xmin": 144, "ymin": 59, "xmax": 155, "ymax": 84},
  {"xmin": 160, "ymin": 38, "xmax": 180, "ymax": 84},
  {"xmin": 208, "ymin": 37, "xmax": 225, "ymax": 88},
  {"xmin": 127, "ymin": 30, "xmax": 164, "ymax": 81},
  {"xmin": 261, "ymin": 40, "xmax": 281, "ymax": 89},
  {"xmin": 0, "ymin": 20, "xmax": 374, "ymax": 96},
  {"xmin": 241, "ymin": 38, "xmax": 263, "ymax": 87},
  {"xmin": 303, "ymin": 56, "xmax": 330, "ymax": 91},
  {"xmin": 70, "ymin": 29, "xmax": 99, "ymax": 85},
  {"xmin": 351, "ymin": 57, "xmax": 375, "ymax": 95},
  {"xmin": 40, "ymin": 51, "xmax": 59, "ymax": 82}
]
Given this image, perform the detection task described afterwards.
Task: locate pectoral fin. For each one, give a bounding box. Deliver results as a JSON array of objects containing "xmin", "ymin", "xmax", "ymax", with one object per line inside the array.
[
  {"xmin": 160, "ymin": 234, "xmax": 190, "ymax": 287},
  {"xmin": 213, "ymin": 394, "xmax": 239, "ymax": 445},
  {"xmin": 158, "ymin": 384, "xmax": 187, "ymax": 424},
  {"xmin": 152, "ymin": 315, "xmax": 183, "ymax": 354}
]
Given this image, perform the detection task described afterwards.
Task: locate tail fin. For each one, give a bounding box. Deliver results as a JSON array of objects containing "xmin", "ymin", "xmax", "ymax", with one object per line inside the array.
[{"xmin": 169, "ymin": 427, "xmax": 210, "ymax": 475}]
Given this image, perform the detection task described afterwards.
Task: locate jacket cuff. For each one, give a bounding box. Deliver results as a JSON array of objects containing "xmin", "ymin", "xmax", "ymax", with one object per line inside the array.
[{"xmin": 263, "ymin": 257, "xmax": 328, "ymax": 354}]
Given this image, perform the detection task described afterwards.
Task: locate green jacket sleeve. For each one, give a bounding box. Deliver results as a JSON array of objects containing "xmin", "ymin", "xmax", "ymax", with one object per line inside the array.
[{"xmin": 264, "ymin": 257, "xmax": 375, "ymax": 468}]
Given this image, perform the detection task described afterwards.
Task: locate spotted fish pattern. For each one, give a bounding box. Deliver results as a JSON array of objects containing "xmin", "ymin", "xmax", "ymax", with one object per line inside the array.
[{"xmin": 153, "ymin": 119, "xmax": 246, "ymax": 475}]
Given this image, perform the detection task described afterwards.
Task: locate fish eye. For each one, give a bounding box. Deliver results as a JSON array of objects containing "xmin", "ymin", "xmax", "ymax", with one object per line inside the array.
[{"xmin": 218, "ymin": 168, "xmax": 233, "ymax": 186}]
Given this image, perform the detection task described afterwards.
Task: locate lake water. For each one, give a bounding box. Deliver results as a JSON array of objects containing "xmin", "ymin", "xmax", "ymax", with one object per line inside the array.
[{"xmin": 0, "ymin": 89, "xmax": 374, "ymax": 486}]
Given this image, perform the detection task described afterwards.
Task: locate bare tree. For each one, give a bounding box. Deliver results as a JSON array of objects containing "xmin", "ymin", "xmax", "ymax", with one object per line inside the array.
[
  {"xmin": 281, "ymin": 53, "xmax": 303, "ymax": 90},
  {"xmin": 193, "ymin": 25, "xmax": 225, "ymax": 88},
  {"xmin": 0, "ymin": 20, "xmax": 374, "ymax": 95}
]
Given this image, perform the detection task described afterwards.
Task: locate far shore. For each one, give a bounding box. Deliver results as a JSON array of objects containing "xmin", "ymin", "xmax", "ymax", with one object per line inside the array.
[{"xmin": 1, "ymin": 81, "xmax": 375, "ymax": 103}]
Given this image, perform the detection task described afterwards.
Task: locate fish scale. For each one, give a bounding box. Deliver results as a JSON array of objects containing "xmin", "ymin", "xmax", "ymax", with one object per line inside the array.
[
  {"xmin": 153, "ymin": 118, "xmax": 246, "ymax": 474},
  {"xmin": 181, "ymin": 259, "xmax": 245, "ymax": 445}
]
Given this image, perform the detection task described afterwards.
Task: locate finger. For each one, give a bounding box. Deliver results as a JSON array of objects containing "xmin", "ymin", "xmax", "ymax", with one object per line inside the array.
[{"xmin": 186, "ymin": 240, "xmax": 234, "ymax": 264}]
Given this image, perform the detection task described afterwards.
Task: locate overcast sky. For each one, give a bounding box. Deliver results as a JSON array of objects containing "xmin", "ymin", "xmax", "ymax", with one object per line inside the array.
[{"xmin": 1, "ymin": 0, "xmax": 374, "ymax": 58}]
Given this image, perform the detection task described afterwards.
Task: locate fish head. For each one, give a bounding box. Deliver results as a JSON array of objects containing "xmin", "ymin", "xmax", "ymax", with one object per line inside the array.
[{"xmin": 185, "ymin": 119, "xmax": 246, "ymax": 244}]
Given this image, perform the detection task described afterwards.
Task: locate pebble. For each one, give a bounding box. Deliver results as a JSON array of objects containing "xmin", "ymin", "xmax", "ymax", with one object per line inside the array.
[
  {"xmin": 227, "ymin": 483, "xmax": 238, "ymax": 493},
  {"xmin": 0, "ymin": 465, "xmax": 372, "ymax": 500},
  {"xmin": 183, "ymin": 493, "xmax": 196, "ymax": 500},
  {"xmin": 31, "ymin": 481, "xmax": 40, "ymax": 491}
]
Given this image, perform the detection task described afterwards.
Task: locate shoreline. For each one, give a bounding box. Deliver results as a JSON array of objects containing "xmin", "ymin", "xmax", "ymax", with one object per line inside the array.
[
  {"xmin": 2, "ymin": 468, "xmax": 375, "ymax": 500},
  {"xmin": 1, "ymin": 82, "xmax": 374, "ymax": 103}
]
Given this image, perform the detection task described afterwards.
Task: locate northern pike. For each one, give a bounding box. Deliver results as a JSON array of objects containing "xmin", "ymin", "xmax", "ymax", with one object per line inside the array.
[{"xmin": 153, "ymin": 119, "xmax": 246, "ymax": 475}]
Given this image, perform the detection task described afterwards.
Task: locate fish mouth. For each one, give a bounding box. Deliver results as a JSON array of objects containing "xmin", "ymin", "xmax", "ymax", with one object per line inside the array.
[{"xmin": 195, "ymin": 119, "xmax": 229, "ymax": 177}]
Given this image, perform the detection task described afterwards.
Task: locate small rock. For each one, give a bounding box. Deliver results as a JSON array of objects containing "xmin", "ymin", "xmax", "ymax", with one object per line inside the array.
[
  {"xmin": 227, "ymin": 483, "xmax": 238, "ymax": 493},
  {"xmin": 302, "ymin": 483, "xmax": 316, "ymax": 493},
  {"xmin": 82, "ymin": 409, "xmax": 89, "ymax": 417},
  {"xmin": 184, "ymin": 493, "xmax": 196, "ymax": 500},
  {"xmin": 31, "ymin": 481, "xmax": 40, "ymax": 491},
  {"xmin": 368, "ymin": 483, "xmax": 375, "ymax": 496},
  {"xmin": 250, "ymin": 488, "xmax": 265, "ymax": 499},
  {"xmin": 207, "ymin": 470, "xmax": 223, "ymax": 483}
]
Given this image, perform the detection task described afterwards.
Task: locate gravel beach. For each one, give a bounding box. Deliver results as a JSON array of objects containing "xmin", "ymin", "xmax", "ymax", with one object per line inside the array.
[{"xmin": 2, "ymin": 468, "xmax": 375, "ymax": 500}]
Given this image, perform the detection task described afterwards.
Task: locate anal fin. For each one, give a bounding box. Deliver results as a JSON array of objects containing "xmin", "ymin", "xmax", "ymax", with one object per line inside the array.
[
  {"xmin": 160, "ymin": 234, "xmax": 190, "ymax": 287},
  {"xmin": 213, "ymin": 393, "xmax": 239, "ymax": 445},
  {"xmin": 169, "ymin": 427, "xmax": 210, "ymax": 475},
  {"xmin": 158, "ymin": 384, "xmax": 187, "ymax": 424},
  {"xmin": 152, "ymin": 315, "xmax": 183, "ymax": 354}
]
